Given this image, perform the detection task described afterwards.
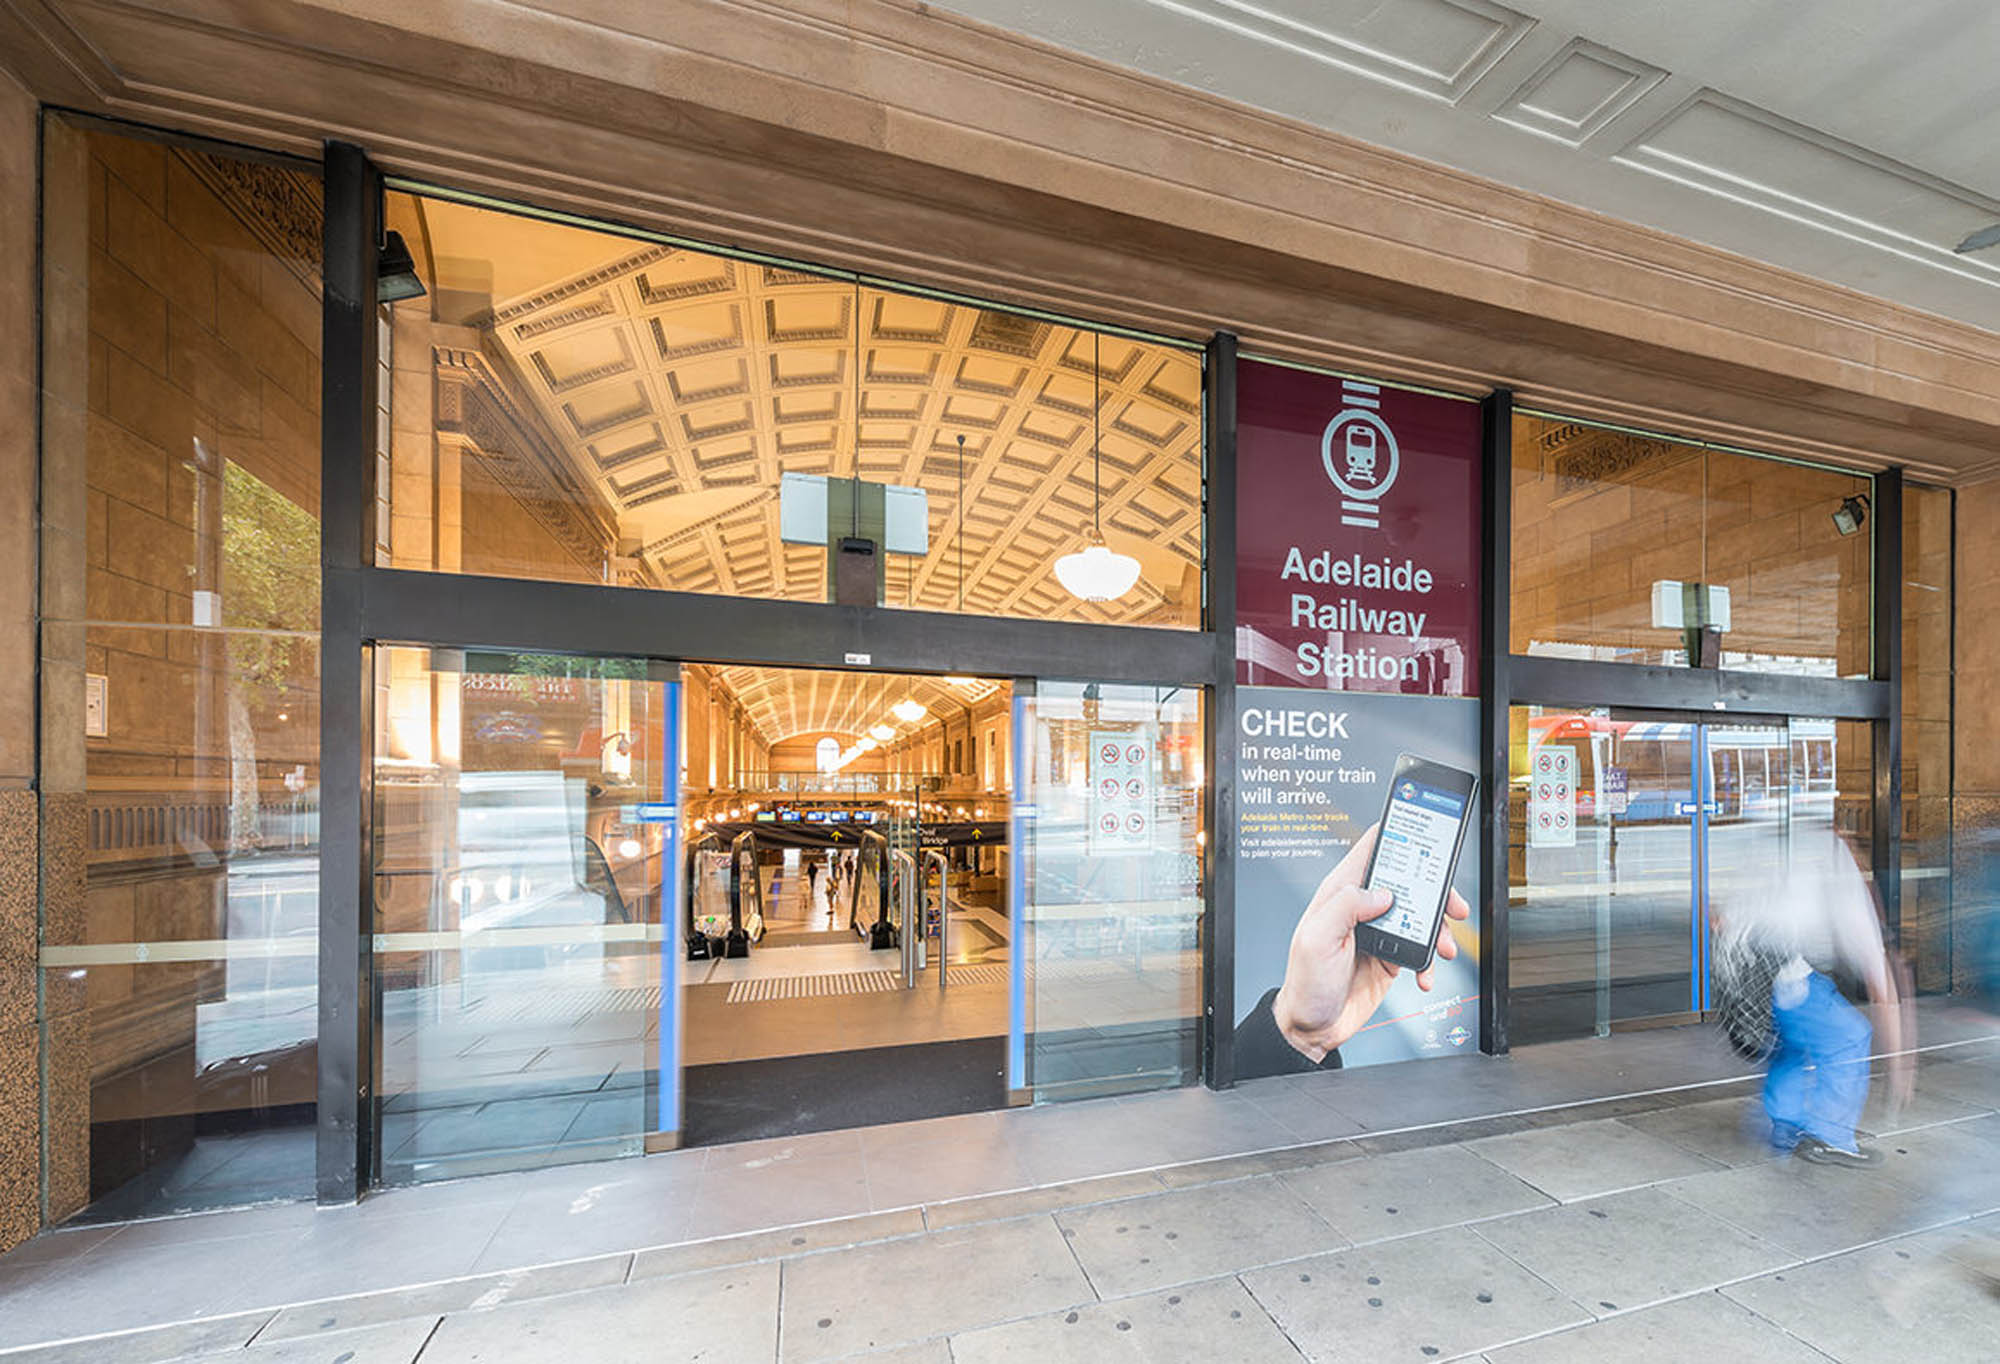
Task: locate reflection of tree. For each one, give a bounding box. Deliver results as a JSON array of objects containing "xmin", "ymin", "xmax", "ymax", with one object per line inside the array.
[
  {"xmin": 222, "ymin": 461, "xmax": 319, "ymax": 850},
  {"xmin": 499, "ymin": 652, "xmax": 645, "ymax": 699}
]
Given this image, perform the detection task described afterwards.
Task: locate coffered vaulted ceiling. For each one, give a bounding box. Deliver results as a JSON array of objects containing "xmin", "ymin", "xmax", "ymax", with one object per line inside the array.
[
  {"xmin": 407, "ymin": 196, "xmax": 1204, "ymax": 628},
  {"xmin": 939, "ymin": 0, "xmax": 2000, "ymax": 333},
  {"xmin": 701, "ymin": 666, "xmax": 1004, "ymax": 748}
]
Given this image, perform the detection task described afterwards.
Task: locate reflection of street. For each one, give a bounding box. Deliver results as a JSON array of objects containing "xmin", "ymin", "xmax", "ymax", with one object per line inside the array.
[
  {"xmin": 377, "ymin": 769, "xmax": 660, "ymax": 1184},
  {"xmin": 1515, "ymin": 802, "xmax": 1812, "ymax": 1035},
  {"xmin": 194, "ymin": 850, "xmax": 319, "ymax": 1069}
]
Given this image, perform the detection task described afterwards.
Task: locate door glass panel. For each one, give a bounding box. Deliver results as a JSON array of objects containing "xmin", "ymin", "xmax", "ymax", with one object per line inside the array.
[
  {"xmin": 1510, "ymin": 707, "xmax": 1700, "ymax": 1044},
  {"xmin": 372, "ymin": 647, "xmax": 672, "ymax": 1184},
  {"xmin": 1017, "ymin": 681, "xmax": 1204, "ymax": 1100}
]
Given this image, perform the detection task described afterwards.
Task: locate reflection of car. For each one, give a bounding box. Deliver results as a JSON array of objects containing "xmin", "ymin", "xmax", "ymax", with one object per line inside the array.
[{"xmin": 474, "ymin": 712, "xmax": 542, "ymax": 744}]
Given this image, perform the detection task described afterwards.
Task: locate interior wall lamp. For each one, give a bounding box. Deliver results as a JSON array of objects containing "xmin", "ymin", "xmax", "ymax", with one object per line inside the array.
[{"xmin": 1055, "ymin": 331, "xmax": 1141, "ymax": 602}]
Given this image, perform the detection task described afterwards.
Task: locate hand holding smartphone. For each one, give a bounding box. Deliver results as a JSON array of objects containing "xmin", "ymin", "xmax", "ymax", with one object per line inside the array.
[{"xmin": 1353, "ymin": 752, "xmax": 1477, "ymax": 973}]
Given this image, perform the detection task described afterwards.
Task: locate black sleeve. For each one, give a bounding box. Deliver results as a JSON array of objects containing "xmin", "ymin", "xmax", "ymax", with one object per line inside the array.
[{"xmin": 1233, "ymin": 987, "xmax": 1341, "ymax": 1078}]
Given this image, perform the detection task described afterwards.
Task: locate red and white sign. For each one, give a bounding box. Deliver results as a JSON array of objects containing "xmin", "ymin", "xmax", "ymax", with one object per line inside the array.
[{"xmin": 1236, "ymin": 360, "xmax": 1482, "ymax": 696}]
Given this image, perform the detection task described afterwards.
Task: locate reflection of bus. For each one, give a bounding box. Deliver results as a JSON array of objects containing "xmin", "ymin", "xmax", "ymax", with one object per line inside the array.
[{"xmin": 1525, "ymin": 715, "xmax": 1837, "ymax": 825}]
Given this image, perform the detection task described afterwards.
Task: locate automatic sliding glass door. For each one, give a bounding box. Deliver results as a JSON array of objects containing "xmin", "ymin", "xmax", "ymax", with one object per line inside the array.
[
  {"xmin": 1509, "ymin": 708, "xmax": 1870, "ymax": 1046},
  {"xmin": 371, "ymin": 648, "xmax": 678, "ymax": 1184}
]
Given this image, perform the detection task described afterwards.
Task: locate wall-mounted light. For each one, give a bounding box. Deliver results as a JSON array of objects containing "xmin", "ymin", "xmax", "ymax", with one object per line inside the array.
[
  {"xmin": 1831, "ymin": 494, "xmax": 1869, "ymax": 537},
  {"xmin": 377, "ymin": 230, "xmax": 427, "ymax": 303}
]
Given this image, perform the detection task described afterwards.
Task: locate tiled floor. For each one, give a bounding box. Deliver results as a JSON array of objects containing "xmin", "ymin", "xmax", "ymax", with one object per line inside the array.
[{"xmin": 0, "ymin": 1000, "xmax": 1992, "ymax": 1361}]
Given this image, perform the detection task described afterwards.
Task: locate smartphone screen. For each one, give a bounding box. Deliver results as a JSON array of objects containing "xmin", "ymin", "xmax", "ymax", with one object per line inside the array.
[{"xmin": 1357, "ymin": 754, "xmax": 1477, "ymax": 970}]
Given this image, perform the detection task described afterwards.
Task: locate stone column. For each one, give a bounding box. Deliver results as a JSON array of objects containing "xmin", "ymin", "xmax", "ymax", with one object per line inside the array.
[
  {"xmin": 36, "ymin": 109, "xmax": 93, "ymax": 1227},
  {"xmin": 0, "ymin": 69, "xmax": 41, "ymax": 1255}
]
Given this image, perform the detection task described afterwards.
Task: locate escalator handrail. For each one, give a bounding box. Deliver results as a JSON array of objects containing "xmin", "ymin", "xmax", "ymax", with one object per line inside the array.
[
  {"xmin": 684, "ymin": 830, "xmax": 723, "ymax": 937},
  {"xmin": 729, "ymin": 828, "xmax": 762, "ymax": 938}
]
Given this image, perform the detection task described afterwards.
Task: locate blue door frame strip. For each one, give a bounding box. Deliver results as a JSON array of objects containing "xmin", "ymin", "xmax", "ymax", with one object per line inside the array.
[
  {"xmin": 1690, "ymin": 723, "xmax": 1708, "ymax": 1014},
  {"xmin": 1007, "ymin": 687, "xmax": 1030, "ymax": 1094},
  {"xmin": 656, "ymin": 679, "xmax": 683, "ymax": 1136}
]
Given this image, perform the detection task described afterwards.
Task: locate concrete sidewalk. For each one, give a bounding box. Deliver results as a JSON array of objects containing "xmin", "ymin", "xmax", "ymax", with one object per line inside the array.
[{"xmin": 0, "ymin": 1008, "xmax": 1994, "ymax": 1362}]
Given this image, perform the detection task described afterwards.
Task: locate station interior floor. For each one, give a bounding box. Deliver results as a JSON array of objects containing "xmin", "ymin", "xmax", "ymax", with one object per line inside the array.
[
  {"xmin": 0, "ymin": 999, "xmax": 1993, "ymax": 1361},
  {"xmin": 682, "ymin": 863, "xmax": 1012, "ymax": 1066}
]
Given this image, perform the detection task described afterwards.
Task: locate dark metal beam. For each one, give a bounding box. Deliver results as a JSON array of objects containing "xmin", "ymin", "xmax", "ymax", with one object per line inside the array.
[
  {"xmin": 316, "ymin": 140, "xmax": 377, "ymax": 1205},
  {"xmin": 1478, "ymin": 390, "xmax": 1512, "ymax": 1057},
  {"xmin": 1872, "ymin": 468, "xmax": 1904, "ymax": 933},
  {"xmin": 1507, "ymin": 654, "xmax": 1893, "ymax": 722},
  {"xmin": 1202, "ymin": 332, "xmax": 1238, "ymax": 1089},
  {"xmin": 346, "ymin": 566, "xmax": 1217, "ymax": 688}
]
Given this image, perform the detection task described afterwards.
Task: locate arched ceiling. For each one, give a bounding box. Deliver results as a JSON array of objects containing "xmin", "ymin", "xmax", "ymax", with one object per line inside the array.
[
  {"xmin": 703, "ymin": 666, "xmax": 1004, "ymax": 747},
  {"xmin": 404, "ymin": 194, "xmax": 1205, "ymax": 627}
]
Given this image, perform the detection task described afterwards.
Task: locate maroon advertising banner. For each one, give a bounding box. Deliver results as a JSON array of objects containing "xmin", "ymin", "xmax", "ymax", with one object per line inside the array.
[{"xmin": 1236, "ymin": 360, "xmax": 1482, "ymax": 695}]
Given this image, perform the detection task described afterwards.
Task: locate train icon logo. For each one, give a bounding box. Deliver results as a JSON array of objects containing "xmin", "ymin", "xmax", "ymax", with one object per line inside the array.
[{"xmin": 1321, "ymin": 377, "xmax": 1399, "ymax": 530}]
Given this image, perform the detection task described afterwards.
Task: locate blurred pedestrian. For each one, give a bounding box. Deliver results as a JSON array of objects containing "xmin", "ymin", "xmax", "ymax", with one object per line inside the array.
[{"xmin": 1717, "ymin": 826, "xmax": 1911, "ymax": 1166}]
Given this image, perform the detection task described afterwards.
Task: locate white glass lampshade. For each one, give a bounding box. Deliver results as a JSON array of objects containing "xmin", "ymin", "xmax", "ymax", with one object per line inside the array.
[
  {"xmin": 891, "ymin": 698, "xmax": 928, "ymax": 723},
  {"xmin": 869, "ymin": 723, "xmax": 895, "ymax": 742},
  {"xmin": 857, "ymin": 736, "xmax": 878, "ymax": 751},
  {"xmin": 1054, "ymin": 542, "xmax": 1141, "ymax": 601}
]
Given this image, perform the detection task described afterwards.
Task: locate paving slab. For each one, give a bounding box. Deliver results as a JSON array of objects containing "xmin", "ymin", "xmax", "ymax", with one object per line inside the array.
[
  {"xmin": 1905, "ymin": 1060, "xmax": 2000, "ymax": 1109},
  {"xmin": 777, "ymin": 1216, "xmax": 1093, "ymax": 1362},
  {"xmin": 1279, "ymin": 1143, "xmax": 1554, "ymax": 1244},
  {"xmin": 0, "ymin": 1312, "xmax": 272, "ymax": 1364},
  {"xmin": 416, "ymin": 1261, "xmax": 778, "ymax": 1364},
  {"xmin": 1663, "ymin": 1156, "xmax": 1944, "ymax": 1259},
  {"xmin": 920, "ymin": 1172, "xmax": 1168, "ymax": 1232},
  {"xmin": 256, "ymin": 1255, "xmax": 632, "ymax": 1342},
  {"xmin": 1616, "ymin": 1096, "xmax": 1778, "ymax": 1168},
  {"xmin": 1471, "ymin": 1186, "xmax": 1791, "ymax": 1314},
  {"xmin": 1910, "ymin": 1211, "xmax": 2000, "ymax": 1279},
  {"xmin": 1055, "ymin": 1176, "xmax": 1345, "ymax": 1298},
  {"xmin": 1481, "ymin": 1291, "xmax": 1829, "ymax": 1364},
  {"xmin": 1874, "ymin": 1120, "xmax": 2000, "ymax": 1214},
  {"xmin": 1242, "ymin": 1225, "xmax": 1587, "ymax": 1364},
  {"xmin": 1721, "ymin": 1238, "xmax": 2000, "ymax": 1364},
  {"xmin": 629, "ymin": 1209, "xmax": 925, "ymax": 1282},
  {"xmin": 1464, "ymin": 1118, "xmax": 1726, "ymax": 1202},
  {"xmin": 1856, "ymin": 1086, "xmax": 1992, "ymax": 1137},
  {"xmin": 1151, "ymin": 1141, "xmax": 1359, "ymax": 1191},
  {"xmin": 193, "ymin": 1318, "xmax": 439, "ymax": 1363},
  {"xmin": 828, "ymin": 1344, "xmax": 953, "ymax": 1363},
  {"xmin": 682, "ymin": 1148, "xmax": 873, "ymax": 1242},
  {"xmin": 949, "ymin": 1275, "xmax": 1302, "ymax": 1363}
]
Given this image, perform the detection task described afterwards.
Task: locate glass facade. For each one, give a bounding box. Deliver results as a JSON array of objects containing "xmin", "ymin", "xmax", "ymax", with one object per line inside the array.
[
  {"xmin": 1511, "ymin": 414, "xmax": 1872, "ymax": 676},
  {"xmin": 22, "ymin": 116, "xmax": 1975, "ymax": 1233},
  {"xmin": 38, "ymin": 119, "xmax": 323, "ymax": 1220},
  {"xmin": 376, "ymin": 191, "xmax": 1204, "ymax": 629}
]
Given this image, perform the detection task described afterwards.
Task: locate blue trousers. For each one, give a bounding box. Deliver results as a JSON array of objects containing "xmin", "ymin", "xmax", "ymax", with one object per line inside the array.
[{"xmin": 1765, "ymin": 970, "xmax": 1872, "ymax": 1152}]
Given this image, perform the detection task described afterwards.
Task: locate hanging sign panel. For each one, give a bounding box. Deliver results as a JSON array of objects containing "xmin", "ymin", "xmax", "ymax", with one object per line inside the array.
[{"xmin": 1235, "ymin": 362, "xmax": 1481, "ymax": 696}]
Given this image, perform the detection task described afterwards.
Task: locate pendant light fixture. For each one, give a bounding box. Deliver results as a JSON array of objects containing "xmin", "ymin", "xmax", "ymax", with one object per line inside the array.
[{"xmin": 1055, "ymin": 331, "xmax": 1142, "ymax": 602}]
